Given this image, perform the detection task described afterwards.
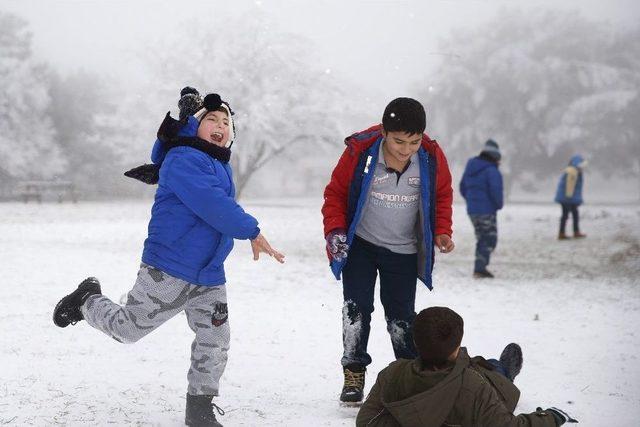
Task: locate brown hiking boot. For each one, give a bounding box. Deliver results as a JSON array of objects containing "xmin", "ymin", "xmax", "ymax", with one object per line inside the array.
[
  {"xmin": 558, "ymin": 232, "xmax": 570, "ymax": 240},
  {"xmin": 573, "ymin": 232, "xmax": 587, "ymax": 238},
  {"xmin": 340, "ymin": 366, "xmax": 365, "ymax": 405}
]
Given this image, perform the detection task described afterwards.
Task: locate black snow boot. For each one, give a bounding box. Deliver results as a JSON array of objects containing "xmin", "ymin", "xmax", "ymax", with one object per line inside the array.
[
  {"xmin": 499, "ymin": 343, "xmax": 523, "ymax": 382},
  {"xmin": 340, "ymin": 365, "xmax": 366, "ymax": 405},
  {"xmin": 473, "ymin": 270, "xmax": 495, "ymax": 279},
  {"xmin": 53, "ymin": 277, "xmax": 101, "ymax": 327},
  {"xmin": 185, "ymin": 394, "xmax": 224, "ymax": 427}
]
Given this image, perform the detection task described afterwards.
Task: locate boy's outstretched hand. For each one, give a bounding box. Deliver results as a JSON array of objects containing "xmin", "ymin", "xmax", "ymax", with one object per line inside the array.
[
  {"xmin": 251, "ymin": 233, "xmax": 285, "ymax": 263},
  {"xmin": 434, "ymin": 234, "xmax": 455, "ymax": 253}
]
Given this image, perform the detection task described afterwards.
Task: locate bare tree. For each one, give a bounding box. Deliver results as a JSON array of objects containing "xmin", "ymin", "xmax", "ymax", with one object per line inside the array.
[
  {"xmin": 127, "ymin": 11, "xmax": 345, "ymax": 198},
  {"xmin": 0, "ymin": 12, "xmax": 66, "ymax": 180}
]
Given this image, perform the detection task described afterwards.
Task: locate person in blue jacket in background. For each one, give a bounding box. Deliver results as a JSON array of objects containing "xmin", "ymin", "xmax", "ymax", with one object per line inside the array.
[
  {"xmin": 459, "ymin": 139, "xmax": 504, "ymax": 278},
  {"xmin": 53, "ymin": 88, "xmax": 284, "ymax": 427},
  {"xmin": 554, "ymin": 154, "xmax": 587, "ymax": 240}
]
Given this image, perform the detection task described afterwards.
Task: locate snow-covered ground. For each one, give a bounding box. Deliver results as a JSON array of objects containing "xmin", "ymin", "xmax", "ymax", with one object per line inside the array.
[{"xmin": 1, "ymin": 199, "xmax": 639, "ymax": 426}]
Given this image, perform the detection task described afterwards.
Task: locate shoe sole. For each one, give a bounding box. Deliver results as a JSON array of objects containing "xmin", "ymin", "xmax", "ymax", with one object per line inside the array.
[
  {"xmin": 339, "ymin": 401, "xmax": 362, "ymax": 408},
  {"xmin": 500, "ymin": 344, "xmax": 523, "ymax": 381},
  {"xmin": 53, "ymin": 297, "xmax": 71, "ymax": 328}
]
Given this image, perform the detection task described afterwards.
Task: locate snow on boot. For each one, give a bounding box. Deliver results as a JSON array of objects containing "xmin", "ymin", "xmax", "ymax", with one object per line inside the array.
[
  {"xmin": 573, "ymin": 232, "xmax": 587, "ymax": 239},
  {"xmin": 558, "ymin": 232, "xmax": 570, "ymax": 240},
  {"xmin": 340, "ymin": 365, "xmax": 365, "ymax": 405},
  {"xmin": 185, "ymin": 394, "xmax": 224, "ymax": 427},
  {"xmin": 499, "ymin": 343, "xmax": 523, "ymax": 382},
  {"xmin": 53, "ymin": 277, "xmax": 101, "ymax": 327}
]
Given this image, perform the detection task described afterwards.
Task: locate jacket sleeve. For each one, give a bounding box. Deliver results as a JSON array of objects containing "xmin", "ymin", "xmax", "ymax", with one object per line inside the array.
[
  {"xmin": 459, "ymin": 166, "xmax": 468, "ymax": 200},
  {"xmin": 565, "ymin": 167, "xmax": 578, "ymax": 198},
  {"xmin": 473, "ymin": 382, "xmax": 559, "ymax": 427},
  {"xmin": 434, "ymin": 146, "xmax": 454, "ymax": 237},
  {"xmin": 164, "ymin": 154, "xmax": 260, "ymax": 240},
  {"xmin": 321, "ymin": 146, "xmax": 358, "ymax": 237},
  {"xmin": 488, "ymin": 167, "xmax": 504, "ymax": 210},
  {"xmin": 151, "ymin": 138, "xmax": 165, "ymax": 164},
  {"xmin": 357, "ymin": 370, "xmax": 399, "ymax": 427}
]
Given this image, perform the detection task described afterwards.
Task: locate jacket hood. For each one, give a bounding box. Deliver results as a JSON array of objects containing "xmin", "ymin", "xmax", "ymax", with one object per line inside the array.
[
  {"xmin": 465, "ymin": 156, "xmax": 496, "ymax": 177},
  {"xmin": 382, "ymin": 349, "xmax": 470, "ymax": 425},
  {"xmin": 569, "ymin": 154, "xmax": 584, "ymax": 168}
]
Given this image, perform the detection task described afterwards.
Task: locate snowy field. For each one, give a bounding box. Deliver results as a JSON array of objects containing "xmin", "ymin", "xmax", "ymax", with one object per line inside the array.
[{"xmin": 1, "ymin": 198, "xmax": 639, "ymax": 426}]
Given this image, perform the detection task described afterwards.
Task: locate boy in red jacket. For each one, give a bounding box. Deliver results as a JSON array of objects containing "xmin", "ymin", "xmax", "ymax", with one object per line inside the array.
[{"xmin": 321, "ymin": 97, "xmax": 454, "ymax": 404}]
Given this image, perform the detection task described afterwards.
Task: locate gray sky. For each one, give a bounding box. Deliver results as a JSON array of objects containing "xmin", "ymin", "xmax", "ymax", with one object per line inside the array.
[{"xmin": 2, "ymin": 0, "xmax": 639, "ymax": 103}]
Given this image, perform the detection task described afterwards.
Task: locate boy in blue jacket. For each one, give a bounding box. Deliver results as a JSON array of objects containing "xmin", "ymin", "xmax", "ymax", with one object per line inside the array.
[
  {"xmin": 459, "ymin": 139, "xmax": 503, "ymax": 278},
  {"xmin": 53, "ymin": 89, "xmax": 284, "ymax": 427}
]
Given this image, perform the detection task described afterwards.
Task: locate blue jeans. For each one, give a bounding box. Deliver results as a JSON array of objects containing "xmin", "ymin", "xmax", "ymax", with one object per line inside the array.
[
  {"xmin": 487, "ymin": 358, "xmax": 510, "ymax": 381},
  {"xmin": 560, "ymin": 203, "xmax": 580, "ymax": 234},
  {"xmin": 341, "ymin": 236, "xmax": 418, "ymax": 368},
  {"xmin": 469, "ymin": 214, "xmax": 497, "ymax": 273}
]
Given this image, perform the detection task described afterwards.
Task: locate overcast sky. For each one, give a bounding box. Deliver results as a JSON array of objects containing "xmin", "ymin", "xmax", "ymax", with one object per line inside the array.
[{"xmin": 2, "ymin": 0, "xmax": 639, "ymax": 103}]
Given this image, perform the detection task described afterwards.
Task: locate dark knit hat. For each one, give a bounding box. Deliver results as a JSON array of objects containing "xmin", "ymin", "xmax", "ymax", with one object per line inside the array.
[
  {"xmin": 382, "ymin": 97, "xmax": 426, "ymax": 135},
  {"xmin": 481, "ymin": 139, "xmax": 501, "ymax": 161},
  {"xmin": 413, "ymin": 307, "xmax": 464, "ymax": 366}
]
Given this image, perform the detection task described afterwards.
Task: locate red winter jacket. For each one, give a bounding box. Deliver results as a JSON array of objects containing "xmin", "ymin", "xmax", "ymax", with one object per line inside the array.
[{"xmin": 322, "ymin": 124, "xmax": 453, "ymax": 239}]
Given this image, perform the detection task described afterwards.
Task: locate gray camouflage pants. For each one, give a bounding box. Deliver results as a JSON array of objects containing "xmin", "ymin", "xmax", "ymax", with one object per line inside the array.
[
  {"xmin": 470, "ymin": 213, "xmax": 498, "ymax": 273},
  {"xmin": 81, "ymin": 263, "xmax": 230, "ymax": 396}
]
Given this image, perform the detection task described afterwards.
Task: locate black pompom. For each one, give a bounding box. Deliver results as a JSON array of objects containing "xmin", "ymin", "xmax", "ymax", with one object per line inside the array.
[
  {"xmin": 203, "ymin": 93, "xmax": 223, "ymax": 111},
  {"xmin": 180, "ymin": 86, "xmax": 199, "ymax": 97}
]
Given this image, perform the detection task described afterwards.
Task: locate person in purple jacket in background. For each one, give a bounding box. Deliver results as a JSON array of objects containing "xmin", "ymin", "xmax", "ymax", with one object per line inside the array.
[
  {"xmin": 53, "ymin": 88, "xmax": 284, "ymax": 427},
  {"xmin": 459, "ymin": 139, "xmax": 504, "ymax": 279}
]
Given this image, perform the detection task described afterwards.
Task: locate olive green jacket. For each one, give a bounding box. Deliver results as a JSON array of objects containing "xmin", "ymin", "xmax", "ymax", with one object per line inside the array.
[{"xmin": 356, "ymin": 348, "xmax": 558, "ymax": 427}]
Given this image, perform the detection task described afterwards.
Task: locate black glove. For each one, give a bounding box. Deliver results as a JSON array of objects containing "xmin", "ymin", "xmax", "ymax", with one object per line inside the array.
[
  {"xmin": 326, "ymin": 229, "xmax": 348, "ymax": 262},
  {"xmin": 124, "ymin": 163, "xmax": 160, "ymax": 185},
  {"xmin": 537, "ymin": 407, "xmax": 578, "ymax": 425},
  {"xmin": 178, "ymin": 87, "xmax": 203, "ymax": 120}
]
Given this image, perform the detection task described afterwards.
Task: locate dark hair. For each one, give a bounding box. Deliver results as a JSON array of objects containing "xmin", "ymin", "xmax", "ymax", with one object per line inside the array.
[
  {"xmin": 413, "ymin": 307, "xmax": 464, "ymax": 368},
  {"xmin": 382, "ymin": 97, "xmax": 426, "ymax": 135}
]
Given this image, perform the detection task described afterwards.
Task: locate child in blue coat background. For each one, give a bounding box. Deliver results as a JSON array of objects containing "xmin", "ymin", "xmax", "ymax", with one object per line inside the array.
[
  {"xmin": 53, "ymin": 89, "xmax": 284, "ymax": 427},
  {"xmin": 554, "ymin": 154, "xmax": 587, "ymax": 240},
  {"xmin": 459, "ymin": 139, "xmax": 504, "ymax": 278}
]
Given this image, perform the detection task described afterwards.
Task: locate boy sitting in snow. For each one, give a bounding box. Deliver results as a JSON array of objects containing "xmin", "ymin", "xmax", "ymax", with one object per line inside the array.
[
  {"xmin": 357, "ymin": 306, "xmax": 577, "ymax": 427},
  {"xmin": 53, "ymin": 88, "xmax": 284, "ymax": 427}
]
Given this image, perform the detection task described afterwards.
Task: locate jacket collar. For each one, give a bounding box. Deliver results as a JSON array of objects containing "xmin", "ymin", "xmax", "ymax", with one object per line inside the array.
[
  {"xmin": 382, "ymin": 348, "xmax": 470, "ymax": 425},
  {"xmin": 166, "ymin": 136, "xmax": 231, "ymax": 163},
  {"xmin": 345, "ymin": 124, "xmax": 440, "ymax": 157}
]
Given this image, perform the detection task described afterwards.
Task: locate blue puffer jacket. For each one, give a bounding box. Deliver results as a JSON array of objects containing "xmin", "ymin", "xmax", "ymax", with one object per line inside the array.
[
  {"xmin": 142, "ymin": 116, "xmax": 260, "ymax": 286},
  {"xmin": 554, "ymin": 155, "xmax": 584, "ymax": 205},
  {"xmin": 459, "ymin": 156, "xmax": 503, "ymax": 215}
]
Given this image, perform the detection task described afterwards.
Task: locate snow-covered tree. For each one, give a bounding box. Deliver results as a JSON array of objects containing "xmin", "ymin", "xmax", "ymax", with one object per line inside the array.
[
  {"xmin": 0, "ymin": 12, "xmax": 66, "ymax": 181},
  {"xmin": 418, "ymin": 9, "xmax": 640, "ymax": 195},
  {"xmin": 47, "ymin": 71, "xmax": 132, "ymax": 198},
  {"xmin": 127, "ymin": 11, "xmax": 346, "ymax": 198}
]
